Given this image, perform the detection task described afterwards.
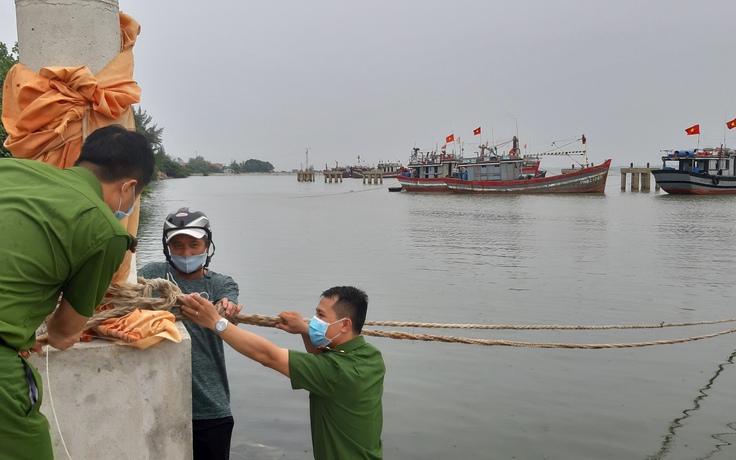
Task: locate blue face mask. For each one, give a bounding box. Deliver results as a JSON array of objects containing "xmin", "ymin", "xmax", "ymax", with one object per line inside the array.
[
  {"xmin": 114, "ymin": 184, "xmax": 136, "ymax": 221},
  {"xmin": 170, "ymin": 251, "xmax": 207, "ymax": 274},
  {"xmin": 308, "ymin": 316, "xmax": 346, "ymax": 348}
]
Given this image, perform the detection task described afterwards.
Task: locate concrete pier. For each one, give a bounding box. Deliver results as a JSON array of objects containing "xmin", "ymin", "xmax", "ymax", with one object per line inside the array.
[
  {"xmin": 363, "ymin": 171, "xmax": 383, "ymax": 184},
  {"xmin": 29, "ymin": 323, "xmax": 193, "ymax": 459},
  {"xmin": 620, "ymin": 163, "xmax": 659, "ymax": 191},
  {"xmin": 324, "ymin": 171, "xmax": 343, "ymax": 183},
  {"xmin": 297, "ymin": 170, "xmax": 315, "ymax": 182}
]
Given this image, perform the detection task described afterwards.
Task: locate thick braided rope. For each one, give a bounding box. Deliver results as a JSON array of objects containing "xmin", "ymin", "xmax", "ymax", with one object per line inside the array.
[
  {"xmin": 224, "ymin": 314, "xmax": 736, "ymax": 349},
  {"xmin": 363, "ymin": 319, "xmax": 736, "ymax": 330},
  {"xmin": 86, "ymin": 278, "xmax": 189, "ymax": 328},
  {"xmin": 358, "ymin": 328, "xmax": 736, "ymax": 348},
  {"xmin": 92, "ymin": 278, "xmax": 736, "ymax": 349}
]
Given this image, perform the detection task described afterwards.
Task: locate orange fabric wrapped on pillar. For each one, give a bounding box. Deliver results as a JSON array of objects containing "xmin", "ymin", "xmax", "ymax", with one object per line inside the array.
[{"xmin": 1, "ymin": 12, "xmax": 143, "ymax": 285}]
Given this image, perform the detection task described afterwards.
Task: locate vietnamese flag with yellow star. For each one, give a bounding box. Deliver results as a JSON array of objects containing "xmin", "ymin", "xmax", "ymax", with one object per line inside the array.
[{"xmin": 685, "ymin": 124, "xmax": 700, "ymax": 135}]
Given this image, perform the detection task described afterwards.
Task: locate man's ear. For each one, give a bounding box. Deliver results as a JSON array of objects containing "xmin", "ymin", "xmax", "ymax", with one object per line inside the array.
[{"xmin": 125, "ymin": 179, "xmax": 139, "ymax": 194}]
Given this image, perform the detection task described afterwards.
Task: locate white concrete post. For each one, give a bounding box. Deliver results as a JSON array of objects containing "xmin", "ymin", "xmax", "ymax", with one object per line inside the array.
[
  {"xmin": 15, "ymin": 0, "xmax": 120, "ymax": 74},
  {"xmin": 30, "ymin": 325, "xmax": 193, "ymax": 459}
]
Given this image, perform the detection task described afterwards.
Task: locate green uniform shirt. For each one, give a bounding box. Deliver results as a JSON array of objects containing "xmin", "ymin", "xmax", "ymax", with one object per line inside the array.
[
  {"xmin": 0, "ymin": 158, "xmax": 131, "ymax": 460},
  {"xmin": 0, "ymin": 158, "xmax": 131, "ymax": 350},
  {"xmin": 289, "ymin": 336, "xmax": 385, "ymax": 460},
  {"xmin": 138, "ymin": 262, "xmax": 238, "ymax": 420}
]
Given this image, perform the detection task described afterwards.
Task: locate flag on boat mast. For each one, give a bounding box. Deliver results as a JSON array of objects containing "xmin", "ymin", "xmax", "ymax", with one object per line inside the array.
[
  {"xmin": 685, "ymin": 124, "xmax": 700, "ymax": 135},
  {"xmin": 727, "ymin": 118, "xmax": 736, "ymax": 130},
  {"xmin": 446, "ymin": 134, "xmax": 454, "ymax": 143},
  {"xmin": 473, "ymin": 127, "xmax": 481, "ymax": 136}
]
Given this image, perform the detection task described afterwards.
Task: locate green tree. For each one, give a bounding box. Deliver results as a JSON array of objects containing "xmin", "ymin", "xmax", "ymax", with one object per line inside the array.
[
  {"xmin": 242, "ymin": 159, "xmax": 274, "ymax": 173},
  {"xmin": 133, "ymin": 105, "xmax": 164, "ymax": 151},
  {"xmin": 227, "ymin": 160, "xmax": 242, "ymax": 173},
  {"xmin": 186, "ymin": 155, "xmax": 222, "ymax": 175},
  {"xmin": 156, "ymin": 146, "xmax": 189, "ymax": 178},
  {"xmin": 0, "ymin": 41, "xmax": 19, "ymax": 158},
  {"xmin": 132, "ymin": 105, "xmax": 190, "ymax": 179}
]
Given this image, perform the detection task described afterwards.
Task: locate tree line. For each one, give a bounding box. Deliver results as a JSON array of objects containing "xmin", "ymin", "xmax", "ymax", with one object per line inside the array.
[{"xmin": 0, "ymin": 40, "xmax": 274, "ymax": 176}]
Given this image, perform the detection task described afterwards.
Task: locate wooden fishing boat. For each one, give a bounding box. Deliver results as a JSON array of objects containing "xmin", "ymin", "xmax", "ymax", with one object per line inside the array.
[
  {"xmin": 396, "ymin": 148, "xmax": 460, "ymax": 192},
  {"xmin": 651, "ymin": 148, "xmax": 736, "ymax": 194},
  {"xmin": 376, "ymin": 161, "xmax": 402, "ymax": 178},
  {"xmin": 445, "ymin": 135, "xmax": 610, "ymax": 194},
  {"xmin": 445, "ymin": 158, "xmax": 611, "ymax": 194}
]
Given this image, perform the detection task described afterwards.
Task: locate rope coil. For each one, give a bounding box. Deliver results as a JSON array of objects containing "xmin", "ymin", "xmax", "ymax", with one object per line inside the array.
[{"xmin": 88, "ymin": 278, "xmax": 736, "ymax": 349}]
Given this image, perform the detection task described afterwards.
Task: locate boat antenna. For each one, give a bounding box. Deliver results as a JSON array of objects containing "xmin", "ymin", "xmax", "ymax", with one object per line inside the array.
[
  {"xmin": 724, "ymin": 108, "xmax": 728, "ymax": 151},
  {"xmin": 582, "ymin": 134, "xmax": 588, "ymax": 167}
]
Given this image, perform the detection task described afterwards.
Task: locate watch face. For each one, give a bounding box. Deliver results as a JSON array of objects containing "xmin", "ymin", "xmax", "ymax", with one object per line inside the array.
[{"xmin": 216, "ymin": 319, "xmax": 228, "ymax": 332}]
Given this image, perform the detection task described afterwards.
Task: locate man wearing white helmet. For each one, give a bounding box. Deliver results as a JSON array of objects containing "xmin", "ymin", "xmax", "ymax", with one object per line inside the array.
[{"xmin": 138, "ymin": 207, "xmax": 242, "ymax": 460}]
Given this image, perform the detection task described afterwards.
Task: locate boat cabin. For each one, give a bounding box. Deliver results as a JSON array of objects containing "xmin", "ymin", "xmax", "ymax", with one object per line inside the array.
[
  {"xmin": 661, "ymin": 149, "xmax": 736, "ymax": 176},
  {"xmin": 458, "ymin": 156, "xmax": 525, "ymax": 181},
  {"xmin": 403, "ymin": 147, "xmax": 459, "ymax": 179}
]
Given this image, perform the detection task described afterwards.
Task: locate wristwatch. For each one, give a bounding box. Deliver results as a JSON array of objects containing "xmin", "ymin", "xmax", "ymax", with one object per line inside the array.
[{"xmin": 214, "ymin": 317, "xmax": 229, "ymax": 335}]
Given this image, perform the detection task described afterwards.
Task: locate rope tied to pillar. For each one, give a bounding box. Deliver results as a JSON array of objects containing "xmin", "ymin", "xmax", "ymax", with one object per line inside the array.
[{"xmin": 91, "ymin": 277, "xmax": 736, "ymax": 349}]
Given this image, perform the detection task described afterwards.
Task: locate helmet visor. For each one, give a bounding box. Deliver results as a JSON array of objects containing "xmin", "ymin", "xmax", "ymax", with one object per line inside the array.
[{"xmin": 165, "ymin": 228, "xmax": 207, "ymax": 243}]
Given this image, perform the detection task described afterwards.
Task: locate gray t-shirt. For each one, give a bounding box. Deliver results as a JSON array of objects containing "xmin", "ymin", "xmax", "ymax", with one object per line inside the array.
[{"xmin": 138, "ymin": 262, "xmax": 238, "ymax": 420}]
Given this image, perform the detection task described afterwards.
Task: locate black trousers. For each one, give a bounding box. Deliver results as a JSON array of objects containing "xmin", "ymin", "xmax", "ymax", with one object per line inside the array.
[{"xmin": 193, "ymin": 416, "xmax": 235, "ymax": 460}]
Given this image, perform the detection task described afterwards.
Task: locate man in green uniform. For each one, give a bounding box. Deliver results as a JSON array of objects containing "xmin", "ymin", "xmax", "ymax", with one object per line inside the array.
[
  {"xmin": 0, "ymin": 125, "xmax": 155, "ymax": 460},
  {"xmin": 183, "ymin": 286, "xmax": 385, "ymax": 460}
]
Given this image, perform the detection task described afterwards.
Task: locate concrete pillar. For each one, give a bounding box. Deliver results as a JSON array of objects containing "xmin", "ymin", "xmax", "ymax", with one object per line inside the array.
[
  {"xmin": 15, "ymin": 0, "xmax": 121, "ymax": 74},
  {"xmin": 632, "ymin": 172, "xmax": 640, "ymax": 191},
  {"xmin": 29, "ymin": 323, "xmax": 193, "ymax": 459},
  {"xmin": 641, "ymin": 172, "xmax": 650, "ymax": 190},
  {"xmin": 620, "ymin": 173, "xmax": 627, "ymax": 190}
]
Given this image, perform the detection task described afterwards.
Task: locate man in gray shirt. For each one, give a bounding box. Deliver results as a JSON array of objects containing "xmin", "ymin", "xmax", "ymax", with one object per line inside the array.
[{"xmin": 138, "ymin": 207, "xmax": 242, "ymax": 459}]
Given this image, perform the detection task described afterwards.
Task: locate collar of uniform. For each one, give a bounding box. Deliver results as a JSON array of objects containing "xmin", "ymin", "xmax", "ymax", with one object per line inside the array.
[
  {"xmin": 325, "ymin": 335, "xmax": 365, "ymax": 354},
  {"xmin": 67, "ymin": 166, "xmax": 104, "ymax": 200}
]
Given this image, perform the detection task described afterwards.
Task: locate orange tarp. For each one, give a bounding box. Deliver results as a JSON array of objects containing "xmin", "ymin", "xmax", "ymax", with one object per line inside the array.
[
  {"xmin": 95, "ymin": 309, "xmax": 182, "ymax": 350},
  {"xmin": 1, "ymin": 12, "xmax": 142, "ymax": 286}
]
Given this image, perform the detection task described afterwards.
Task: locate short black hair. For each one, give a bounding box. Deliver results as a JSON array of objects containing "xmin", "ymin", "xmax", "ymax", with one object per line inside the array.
[
  {"xmin": 75, "ymin": 125, "xmax": 155, "ymax": 188},
  {"xmin": 322, "ymin": 286, "xmax": 369, "ymax": 334}
]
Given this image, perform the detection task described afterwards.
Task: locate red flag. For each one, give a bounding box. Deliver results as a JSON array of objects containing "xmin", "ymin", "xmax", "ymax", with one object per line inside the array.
[
  {"xmin": 446, "ymin": 134, "xmax": 454, "ymax": 143},
  {"xmin": 727, "ymin": 118, "xmax": 736, "ymax": 130},
  {"xmin": 473, "ymin": 127, "xmax": 481, "ymax": 136},
  {"xmin": 685, "ymin": 124, "xmax": 700, "ymax": 135},
  {"xmin": 441, "ymin": 144, "xmax": 446, "ymax": 152},
  {"xmin": 581, "ymin": 134, "xmax": 586, "ymax": 145}
]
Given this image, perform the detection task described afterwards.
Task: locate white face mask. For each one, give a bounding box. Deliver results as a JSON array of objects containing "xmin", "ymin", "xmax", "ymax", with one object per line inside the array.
[
  {"xmin": 114, "ymin": 183, "xmax": 136, "ymax": 220},
  {"xmin": 170, "ymin": 251, "xmax": 207, "ymax": 274},
  {"xmin": 308, "ymin": 316, "xmax": 346, "ymax": 347}
]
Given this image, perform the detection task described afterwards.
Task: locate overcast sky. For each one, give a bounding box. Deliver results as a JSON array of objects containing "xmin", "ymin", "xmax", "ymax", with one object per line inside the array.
[{"xmin": 2, "ymin": 1, "xmax": 735, "ymax": 170}]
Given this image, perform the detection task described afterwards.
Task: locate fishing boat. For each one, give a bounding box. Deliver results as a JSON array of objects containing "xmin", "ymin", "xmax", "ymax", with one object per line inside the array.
[
  {"xmin": 445, "ymin": 158, "xmax": 610, "ymax": 193},
  {"xmin": 376, "ymin": 161, "xmax": 402, "ymax": 178},
  {"xmin": 444, "ymin": 135, "xmax": 610, "ymax": 194},
  {"xmin": 323, "ymin": 162, "xmax": 365, "ymax": 179},
  {"xmin": 396, "ymin": 147, "xmax": 460, "ymax": 192},
  {"xmin": 651, "ymin": 148, "xmax": 736, "ymax": 194}
]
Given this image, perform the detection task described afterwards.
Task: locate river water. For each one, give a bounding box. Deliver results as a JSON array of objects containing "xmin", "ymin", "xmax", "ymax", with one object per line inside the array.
[{"xmin": 136, "ymin": 171, "xmax": 736, "ymax": 460}]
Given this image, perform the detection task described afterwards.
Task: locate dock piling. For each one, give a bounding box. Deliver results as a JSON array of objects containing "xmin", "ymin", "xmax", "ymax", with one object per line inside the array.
[{"xmin": 620, "ymin": 163, "xmax": 659, "ymax": 191}]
